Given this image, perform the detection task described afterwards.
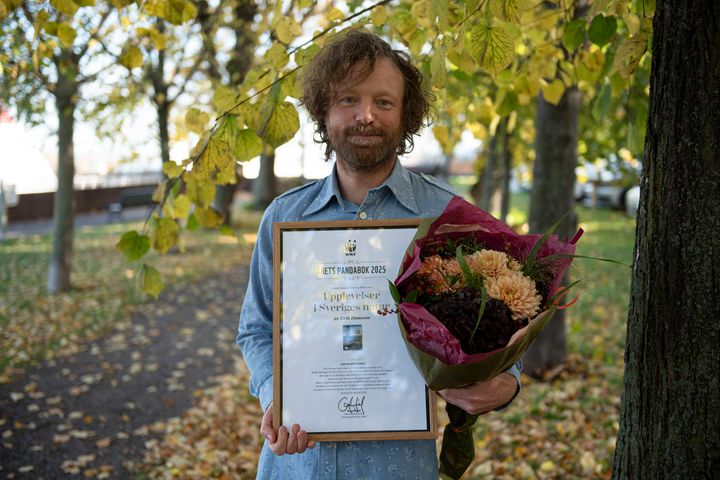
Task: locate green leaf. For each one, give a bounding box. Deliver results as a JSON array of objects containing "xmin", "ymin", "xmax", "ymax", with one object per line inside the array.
[
  {"xmin": 57, "ymin": 23, "xmax": 76, "ymax": 47},
  {"xmin": 406, "ymin": 290, "xmax": 419, "ymax": 303},
  {"xmin": 489, "ymin": 0, "xmax": 520, "ymax": 22},
  {"xmin": 592, "ymin": 82, "xmax": 612, "ymax": 120},
  {"xmin": 260, "ymin": 101, "xmax": 299, "ymax": 148},
  {"xmin": 525, "ymin": 209, "xmax": 573, "ymax": 265},
  {"xmin": 135, "ymin": 263, "xmax": 164, "ymax": 299},
  {"xmin": 588, "ymin": 14, "xmax": 616, "ymax": 47},
  {"xmin": 235, "ymin": 128, "xmax": 263, "ymax": 162},
  {"xmin": 468, "ymin": 23, "xmax": 515, "ymax": 76},
  {"xmin": 50, "ymin": 0, "xmax": 79, "ymax": 16},
  {"xmin": 185, "ymin": 108, "xmax": 210, "ymax": 135},
  {"xmin": 186, "ymin": 213, "xmax": 199, "ymax": 231},
  {"xmin": 150, "ymin": 217, "xmax": 180, "ymax": 254},
  {"xmin": 388, "ymin": 280, "xmax": 401, "ymax": 304},
  {"xmin": 562, "ymin": 19, "xmax": 585, "ymax": 51},
  {"xmin": 612, "ymin": 32, "xmax": 648, "ymax": 79},
  {"xmin": 496, "ymin": 90, "xmax": 518, "ymax": 116},
  {"xmin": 456, "ymin": 247, "xmax": 475, "ymax": 285},
  {"xmin": 469, "ymin": 285, "xmax": 487, "ymax": 342},
  {"xmin": 430, "ymin": 45, "xmax": 447, "ymax": 88},
  {"xmin": 220, "ymin": 224, "xmax": 235, "ymax": 236},
  {"xmin": 430, "ymin": 0, "xmax": 449, "ymax": 30},
  {"xmin": 194, "ymin": 207, "xmax": 224, "ymax": 228},
  {"xmin": 145, "ymin": 0, "xmax": 197, "ymax": 25},
  {"xmin": 119, "ymin": 45, "xmax": 143, "ymax": 69},
  {"xmin": 116, "ymin": 230, "xmax": 150, "ymax": 261}
]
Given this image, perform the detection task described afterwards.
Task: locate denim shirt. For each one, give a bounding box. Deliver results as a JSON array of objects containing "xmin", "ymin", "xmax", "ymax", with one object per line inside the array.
[{"xmin": 237, "ymin": 160, "xmax": 522, "ymax": 479}]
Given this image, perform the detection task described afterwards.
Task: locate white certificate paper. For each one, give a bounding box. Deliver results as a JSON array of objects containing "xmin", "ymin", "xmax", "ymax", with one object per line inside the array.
[{"xmin": 273, "ymin": 221, "xmax": 435, "ymax": 440}]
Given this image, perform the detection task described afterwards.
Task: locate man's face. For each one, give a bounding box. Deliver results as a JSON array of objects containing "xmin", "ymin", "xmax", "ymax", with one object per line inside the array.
[{"xmin": 325, "ymin": 58, "xmax": 405, "ymax": 171}]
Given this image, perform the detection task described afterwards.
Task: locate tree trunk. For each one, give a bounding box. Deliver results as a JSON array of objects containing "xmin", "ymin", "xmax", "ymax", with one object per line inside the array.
[
  {"xmin": 499, "ymin": 120, "xmax": 511, "ymax": 223},
  {"xmin": 48, "ymin": 50, "xmax": 78, "ymax": 293},
  {"xmin": 252, "ymin": 149, "xmax": 276, "ymax": 208},
  {"xmin": 477, "ymin": 127, "xmax": 499, "ymax": 212},
  {"xmin": 612, "ymin": 2, "xmax": 720, "ymax": 477},
  {"xmin": 157, "ymin": 96, "xmax": 170, "ymax": 166},
  {"xmin": 523, "ymin": 88, "xmax": 580, "ymax": 377}
]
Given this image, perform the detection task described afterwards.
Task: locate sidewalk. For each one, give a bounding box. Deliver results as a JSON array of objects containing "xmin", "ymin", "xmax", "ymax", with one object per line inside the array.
[{"xmin": 2, "ymin": 207, "xmax": 151, "ymax": 238}]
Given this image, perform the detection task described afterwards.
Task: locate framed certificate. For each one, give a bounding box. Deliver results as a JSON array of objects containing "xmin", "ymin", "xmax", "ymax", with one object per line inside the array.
[{"xmin": 272, "ymin": 219, "xmax": 437, "ymax": 441}]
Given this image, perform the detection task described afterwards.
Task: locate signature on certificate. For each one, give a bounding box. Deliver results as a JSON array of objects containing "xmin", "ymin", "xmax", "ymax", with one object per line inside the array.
[{"xmin": 337, "ymin": 395, "xmax": 366, "ymax": 415}]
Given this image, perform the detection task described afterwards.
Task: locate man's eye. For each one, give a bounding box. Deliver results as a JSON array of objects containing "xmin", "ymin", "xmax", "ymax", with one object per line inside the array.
[
  {"xmin": 377, "ymin": 99, "xmax": 392, "ymax": 107},
  {"xmin": 339, "ymin": 97, "xmax": 356, "ymax": 104}
]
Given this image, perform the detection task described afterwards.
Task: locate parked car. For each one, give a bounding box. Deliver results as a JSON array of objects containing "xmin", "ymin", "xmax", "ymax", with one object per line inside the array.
[{"xmin": 575, "ymin": 162, "xmax": 640, "ymax": 210}]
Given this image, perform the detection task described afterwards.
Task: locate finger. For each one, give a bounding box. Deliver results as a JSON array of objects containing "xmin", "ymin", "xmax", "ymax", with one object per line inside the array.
[
  {"xmin": 286, "ymin": 424, "xmax": 300, "ymax": 454},
  {"xmin": 260, "ymin": 405, "xmax": 276, "ymax": 444},
  {"xmin": 307, "ymin": 439, "xmax": 317, "ymax": 449},
  {"xmin": 297, "ymin": 429, "xmax": 308, "ymax": 454},
  {"xmin": 271, "ymin": 425, "xmax": 288, "ymax": 455}
]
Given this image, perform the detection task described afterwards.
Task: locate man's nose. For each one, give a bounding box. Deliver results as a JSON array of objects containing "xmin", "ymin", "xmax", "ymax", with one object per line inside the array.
[{"xmin": 355, "ymin": 99, "xmax": 375, "ymax": 124}]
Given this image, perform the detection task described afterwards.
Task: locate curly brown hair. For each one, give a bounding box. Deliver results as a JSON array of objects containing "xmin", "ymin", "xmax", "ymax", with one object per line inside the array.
[{"xmin": 301, "ymin": 29, "xmax": 432, "ymax": 160}]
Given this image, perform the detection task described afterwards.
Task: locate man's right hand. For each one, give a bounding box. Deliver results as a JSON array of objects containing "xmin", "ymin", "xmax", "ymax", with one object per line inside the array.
[{"xmin": 260, "ymin": 402, "xmax": 317, "ymax": 456}]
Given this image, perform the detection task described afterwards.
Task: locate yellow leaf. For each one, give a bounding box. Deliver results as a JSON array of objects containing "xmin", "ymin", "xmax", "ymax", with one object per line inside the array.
[
  {"xmin": 135, "ymin": 263, "xmax": 164, "ymax": 299},
  {"xmin": 120, "ymin": 45, "xmax": 142, "ymax": 69},
  {"xmin": 371, "ymin": 5, "xmax": 387, "ymax": 27},
  {"xmin": 162, "ymin": 192, "xmax": 191, "ymax": 220},
  {"xmin": 326, "ymin": 6, "xmax": 344, "ymax": 23},
  {"xmin": 194, "ymin": 207, "xmax": 224, "ymax": 228},
  {"xmin": 430, "ymin": 0, "xmax": 448, "ymax": 30},
  {"xmin": 430, "ymin": 45, "xmax": 447, "ymax": 88},
  {"xmin": 540, "ymin": 460, "xmax": 555, "ymax": 472},
  {"xmin": 50, "ymin": 0, "xmax": 79, "ymax": 16},
  {"xmin": 468, "ymin": 23, "xmax": 515, "ymax": 76},
  {"xmin": 57, "ymin": 23, "xmax": 76, "ymax": 47},
  {"xmin": 150, "ymin": 217, "xmax": 179, "ymax": 255},
  {"xmin": 542, "ymin": 79, "xmax": 565, "ymax": 105},
  {"xmin": 489, "ymin": 0, "xmax": 520, "ymax": 22},
  {"xmin": 144, "ymin": 0, "xmax": 197, "ymax": 25},
  {"xmin": 185, "ymin": 108, "xmax": 210, "ymax": 135},
  {"xmin": 196, "ymin": 136, "xmax": 236, "ymax": 184},
  {"xmin": 264, "ymin": 43, "xmax": 289, "ymax": 70},
  {"xmin": 260, "ymin": 101, "xmax": 299, "ymax": 148},
  {"xmin": 162, "ymin": 161, "xmax": 184, "ymax": 178},
  {"xmin": 185, "ymin": 175, "xmax": 216, "ymax": 209},
  {"xmin": 152, "ymin": 182, "xmax": 165, "ymax": 203},
  {"xmin": 212, "ymin": 85, "xmax": 240, "ymax": 114},
  {"xmin": 275, "ymin": 16, "xmax": 301, "ymax": 44},
  {"xmin": 149, "ymin": 29, "xmax": 166, "ymax": 50},
  {"xmin": 411, "ymin": 0, "xmax": 429, "ymax": 20},
  {"xmin": 613, "ymin": 32, "xmax": 648, "ymax": 79}
]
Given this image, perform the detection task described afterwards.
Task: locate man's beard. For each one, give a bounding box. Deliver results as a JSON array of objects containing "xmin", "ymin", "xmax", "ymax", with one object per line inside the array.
[{"xmin": 330, "ymin": 124, "xmax": 402, "ymax": 171}]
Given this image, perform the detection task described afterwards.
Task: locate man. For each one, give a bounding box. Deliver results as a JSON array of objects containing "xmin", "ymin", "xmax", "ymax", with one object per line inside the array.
[{"xmin": 237, "ymin": 30, "xmax": 521, "ymax": 478}]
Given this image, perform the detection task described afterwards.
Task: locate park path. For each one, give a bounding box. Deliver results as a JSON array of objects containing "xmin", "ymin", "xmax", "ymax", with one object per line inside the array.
[{"xmin": 0, "ymin": 266, "xmax": 248, "ymax": 479}]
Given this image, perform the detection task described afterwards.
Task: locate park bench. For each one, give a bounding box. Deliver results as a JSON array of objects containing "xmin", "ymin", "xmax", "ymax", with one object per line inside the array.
[{"xmin": 107, "ymin": 188, "xmax": 156, "ymax": 220}]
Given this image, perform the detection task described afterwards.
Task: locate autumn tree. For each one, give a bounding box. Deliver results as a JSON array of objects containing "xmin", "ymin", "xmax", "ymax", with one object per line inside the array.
[
  {"xmin": 0, "ymin": 1, "xmax": 120, "ymax": 293},
  {"xmin": 612, "ymin": 1, "xmax": 720, "ymax": 476}
]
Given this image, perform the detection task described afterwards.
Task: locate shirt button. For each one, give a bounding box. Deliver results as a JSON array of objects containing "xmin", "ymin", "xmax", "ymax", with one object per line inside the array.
[{"xmin": 358, "ymin": 211, "xmax": 368, "ymax": 220}]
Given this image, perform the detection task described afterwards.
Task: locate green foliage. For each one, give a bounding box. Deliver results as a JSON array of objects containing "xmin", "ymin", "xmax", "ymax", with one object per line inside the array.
[{"xmin": 116, "ymin": 230, "xmax": 151, "ymax": 261}]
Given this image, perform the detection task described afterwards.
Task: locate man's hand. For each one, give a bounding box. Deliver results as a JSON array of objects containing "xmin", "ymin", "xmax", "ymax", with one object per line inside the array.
[
  {"xmin": 438, "ymin": 373, "xmax": 518, "ymax": 415},
  {"xmin": 260, "ymin": 402, "xmax": 317, "ymax": 456}
]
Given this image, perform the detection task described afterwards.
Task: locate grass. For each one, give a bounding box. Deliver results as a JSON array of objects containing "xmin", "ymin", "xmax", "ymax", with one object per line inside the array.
[{"xmin": 0, "ymin": 212, "xmax": 261, "ymax": 381}]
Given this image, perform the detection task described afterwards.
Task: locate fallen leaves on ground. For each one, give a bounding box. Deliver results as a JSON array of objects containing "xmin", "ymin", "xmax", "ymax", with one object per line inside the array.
[
  {"xmin": 0, "ymin": 214, "xmax": 259, "ymax": 382},
  {"xmin": 140, "ymin": 358, "xmax": 262, "ymax": 479}
]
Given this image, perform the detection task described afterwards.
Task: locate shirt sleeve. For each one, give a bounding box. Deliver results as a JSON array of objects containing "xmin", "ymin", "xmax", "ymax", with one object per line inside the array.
[
  {"xmin": 494, "ymin": 359, "xmax": 523, "ymax": 412},
  {"xmin": 237, "ymin": 201, "xmax": 278, "ymax": 412}
]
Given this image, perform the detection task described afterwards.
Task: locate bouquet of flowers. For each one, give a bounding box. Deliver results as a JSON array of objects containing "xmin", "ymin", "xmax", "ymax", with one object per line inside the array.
[{"xmin": 390, "ymin": 197, "xmax": 583, "ymax": 479}]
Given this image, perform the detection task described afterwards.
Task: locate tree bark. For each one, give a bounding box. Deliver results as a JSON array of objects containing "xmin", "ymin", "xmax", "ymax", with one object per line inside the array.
[
  {"xmin": 612, "ymin": 2, "xmax": 720, "ymax": 477},
  {"xmin": 499, "ymin": 119, "xmax": 511, "ymax": 223},
  {"xmin": 48, "ymin": 49, "xmax": 78, "ymax": 293},
  {"xmin": 523, "ymin": 88, "xmax": 580, "ymax": 377},
  {"xmin": 252, "ymin": 149, "xmax": 276, "ymax": 208}
]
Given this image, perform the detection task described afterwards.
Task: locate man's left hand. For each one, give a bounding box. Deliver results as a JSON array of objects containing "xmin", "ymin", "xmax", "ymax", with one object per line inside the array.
[{"xmin": 438, "ymin": 373, "xmax": 518, "ymax": 415}]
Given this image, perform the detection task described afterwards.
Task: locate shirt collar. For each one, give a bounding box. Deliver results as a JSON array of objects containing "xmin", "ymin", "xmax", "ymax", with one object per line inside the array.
[{"xmin": 302, "ymin": 159, "xmax": 420, "ymax": 217}]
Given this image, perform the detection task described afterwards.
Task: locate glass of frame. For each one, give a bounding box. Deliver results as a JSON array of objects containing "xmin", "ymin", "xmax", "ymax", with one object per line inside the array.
[{"xmin": 272, "ymin": 219, "xmax": 437, "ymax": 441}]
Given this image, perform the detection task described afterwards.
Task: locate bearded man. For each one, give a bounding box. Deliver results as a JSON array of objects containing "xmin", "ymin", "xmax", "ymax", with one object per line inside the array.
[{"xmin": 237, "ymin": 30, "xmax": 522, "ymax": 479}]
